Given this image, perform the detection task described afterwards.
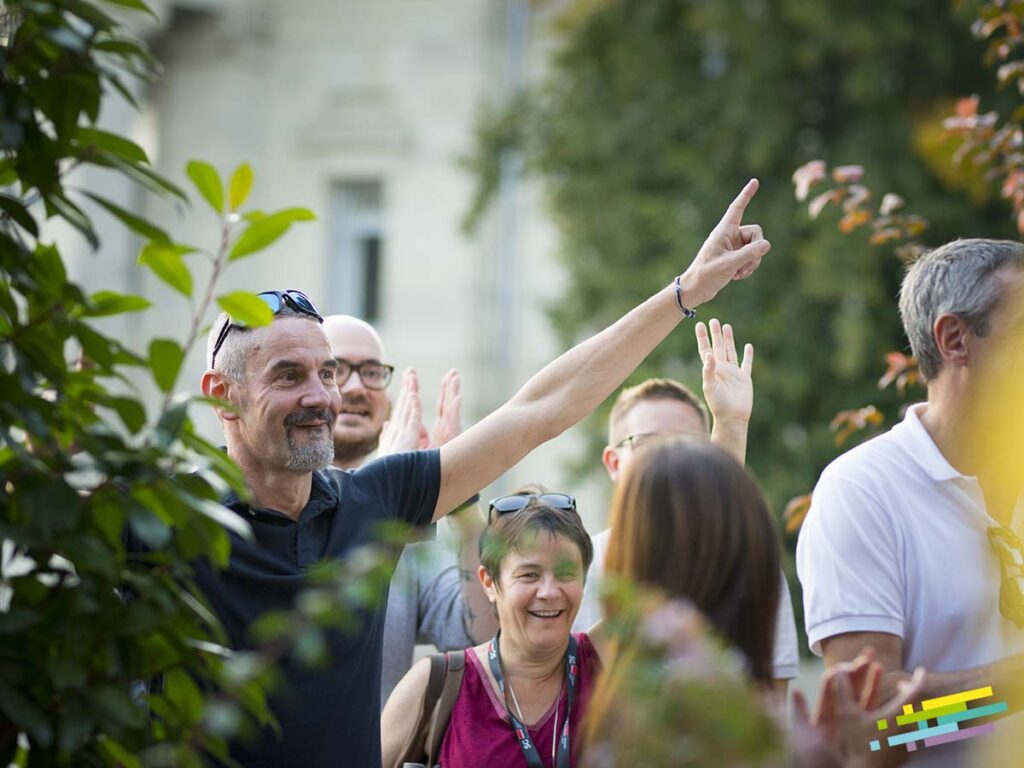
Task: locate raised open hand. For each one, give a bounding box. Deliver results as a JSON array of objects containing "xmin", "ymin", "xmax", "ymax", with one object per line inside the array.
[
  {"xmin": 378, "ymin": 368, "xmax": 429, "ymax": 456},
  {"xmin": 678, "ymin": 179, "xmax": 770, "ymax": 308},
  {"xmin": 429, "ymin": 369, "xmax": 462, "ymax": 448},
  {"xmin": 791, "ymin": 651, "xmax": 926, "ymax": 768},
  {"xmin": 696, "ymin": 319, "xmax": 753, "ymax": 425}
]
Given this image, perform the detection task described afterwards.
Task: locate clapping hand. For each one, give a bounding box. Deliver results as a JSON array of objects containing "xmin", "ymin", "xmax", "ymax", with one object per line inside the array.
[
  {"xmin": 430, "ymin": 369, "xmax": 462, "ymax": 448},
  {"xmin": 378, "ymin": 368, "xmax": 429, "ymax": 456},
  {"xmin": 678, "ymin": 179, "xmax": 770, "ymax": 308},
  {"xmin": 696, "ymin": 319, "xmax": 753, "ymax": 427},
  {"xmin": 378, "ymin": 368, "xmax": 463, "ymax": 456}
]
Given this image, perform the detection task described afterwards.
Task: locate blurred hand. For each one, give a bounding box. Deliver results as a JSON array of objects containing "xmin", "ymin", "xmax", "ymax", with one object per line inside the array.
[
  {"xmin": 697, "ymin": 319, "xmax": 753, "ymax": 426},
  {"xmin": 791, "ymin": 649, "xmax": 926, "ymax": 768},
  {"xmin": 429, "ymin": 369, "xmax": 462, "ymax": 448},
  {"xmin": 677, "ymin": 179, "xmax": 770, "ymax": 307},
  {"xmin": 378, "ymin": 368, "xmax": 429, "ymax": 456}
]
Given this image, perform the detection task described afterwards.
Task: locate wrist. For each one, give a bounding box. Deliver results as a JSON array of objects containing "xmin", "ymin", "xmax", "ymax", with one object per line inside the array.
[
  {"xmin": 712, "ymin": 415, "xmax": 751, "ymax": 430},
  {"xmin": 676, "ymin": 269, "xmax": 708, "ymax": 309}
]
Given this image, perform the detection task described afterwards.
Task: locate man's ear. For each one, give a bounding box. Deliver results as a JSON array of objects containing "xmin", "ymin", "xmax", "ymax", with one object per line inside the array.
[
  {"xmin": 933, "ymin": 313, "xmax": 972, "ymax": 370},
  {"xmin": 201, "ymin": 370, "xmax": 241, "ymax": 422},
  {"xmin": 602, "ymin": 445, "xmax": 621, "ymax": 484}
]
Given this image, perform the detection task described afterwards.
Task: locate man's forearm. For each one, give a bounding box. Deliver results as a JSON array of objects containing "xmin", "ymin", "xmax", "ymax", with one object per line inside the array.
[
  {"xmin": 511, "ymin": 282, "xmax": 689, "ymax": 441},
  {"xmin": 710, "ymin": 417, "xmax": 749, "ymax": 465},
  {"xmin": 451, "ymin": 505, "xmax": 496, "ymax": 643},
  {"xmin": 880, "ymin": 654, "xmax": 1024, "ymax": 713}
]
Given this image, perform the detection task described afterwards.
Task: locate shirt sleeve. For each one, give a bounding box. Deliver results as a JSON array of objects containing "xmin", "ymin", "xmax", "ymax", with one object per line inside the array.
[
  {"xmin": 411, "ymin": 542, "xmax": 475, "ymax": 650},
  {"xmin": 771, "ymin": 570, "xmax": 799, "ymax": 680},
  {"xmin": 796, "ymin": 471, "xmax": 906, "ymax": 656},
  {"xmin": 356, "ymin": 449, "xmax": 442, "ymax": 529}
]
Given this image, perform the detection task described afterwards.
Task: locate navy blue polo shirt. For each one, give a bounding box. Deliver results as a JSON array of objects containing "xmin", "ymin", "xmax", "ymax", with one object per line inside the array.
[{"xmin": 192, "ymin": 449, "xmax": 441, "ymax": 768}]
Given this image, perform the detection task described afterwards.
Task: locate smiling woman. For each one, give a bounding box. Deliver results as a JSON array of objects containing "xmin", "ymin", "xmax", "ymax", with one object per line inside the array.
[{"xmin": 381, "ymin": 491, "xmax": 599, "ymax": 768}]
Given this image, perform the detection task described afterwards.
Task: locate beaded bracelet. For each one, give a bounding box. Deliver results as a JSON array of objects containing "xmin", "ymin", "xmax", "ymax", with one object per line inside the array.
[{"xmin": 674, "ymin": 275, "xmax": 697, "ymax": 318}]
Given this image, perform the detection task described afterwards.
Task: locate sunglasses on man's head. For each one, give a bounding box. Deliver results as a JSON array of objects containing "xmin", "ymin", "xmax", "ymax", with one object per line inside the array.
[
  {"xmin": 210, "ymin": 289, "xmax": 323, "ymax": 369},
  {"xmin": 487, "ymin": 493, "xmax": 576, "ymax": 522}
]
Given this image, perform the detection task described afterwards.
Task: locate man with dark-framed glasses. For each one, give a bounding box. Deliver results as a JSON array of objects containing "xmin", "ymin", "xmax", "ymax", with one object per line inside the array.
[
  {"xmin": 321, "ymin": 313, "xmax": 497, "ymax": 705},
  {"xmin": 190, "ymin": 180, "xmax": 769, "ymax": 767},
  {"xmin": 797, "ymin": 238, "xmax": 1024, "ymax": 767}
]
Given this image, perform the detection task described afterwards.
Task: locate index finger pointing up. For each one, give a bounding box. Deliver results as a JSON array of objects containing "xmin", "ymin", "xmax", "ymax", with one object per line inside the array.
[{"xmin": 720, "ymin": 178, "xmax": 759, "ymax": 228}]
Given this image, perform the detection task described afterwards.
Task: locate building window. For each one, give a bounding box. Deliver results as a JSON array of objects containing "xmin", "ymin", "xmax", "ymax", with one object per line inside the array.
[{"xmin": 328, "ymin": 180, "xmax": 384, "ymax": 323}]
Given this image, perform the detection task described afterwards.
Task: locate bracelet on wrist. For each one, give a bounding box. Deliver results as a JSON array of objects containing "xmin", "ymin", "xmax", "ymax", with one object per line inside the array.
[{"xmin": 674, "ymin": 276, "xmax": 697, "ymax": 318}]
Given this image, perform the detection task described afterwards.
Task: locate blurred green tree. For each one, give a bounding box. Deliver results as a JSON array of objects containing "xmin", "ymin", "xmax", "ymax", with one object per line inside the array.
[{"xmin": 466, "ymin": 0, "xmax": 1012, "ymax": 520}]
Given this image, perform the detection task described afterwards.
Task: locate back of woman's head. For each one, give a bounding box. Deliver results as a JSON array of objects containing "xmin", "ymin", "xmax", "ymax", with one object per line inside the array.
[{"xmin": 603, "ymin": 438, "xmax": 780, "ymax": 683}]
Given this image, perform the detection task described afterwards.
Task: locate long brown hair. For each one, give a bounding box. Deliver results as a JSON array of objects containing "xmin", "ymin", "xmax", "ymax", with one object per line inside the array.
[{"xmin": 603, "ymin": 438, "xmax": 781, "ymax": 683}]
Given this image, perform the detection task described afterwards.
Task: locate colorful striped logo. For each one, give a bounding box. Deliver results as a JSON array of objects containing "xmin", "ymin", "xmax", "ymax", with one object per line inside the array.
[{"xmin": 870, "ymin": 686, "xmax": 1008, "ymax": 753}]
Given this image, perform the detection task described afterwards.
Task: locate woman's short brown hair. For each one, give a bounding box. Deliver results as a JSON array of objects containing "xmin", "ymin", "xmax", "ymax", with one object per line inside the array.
[
  {"xmin": 479, "ymin": 486, "xmax": 593, "ymax": 583},
  {"xmin": 603, "ymin": 438, "xmax": 781, "ymax": 683}
]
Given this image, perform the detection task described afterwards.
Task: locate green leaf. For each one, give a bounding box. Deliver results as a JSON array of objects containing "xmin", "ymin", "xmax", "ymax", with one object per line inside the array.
[
  {"xmin": 104, "ymin": 155, "xmax": 188, "ymax": 201},
  {"xmin": 155, "ymin": 399, "xmax": 189, "ymax": 445},
  {"xmin": 128, "ymin": 501, "xmax": 171, "ymax": 550},
  {"xmin": 49, "ymin": 194, "xmax": 98, "ymax": 249},
  {"xmin": 98, "ymin": 0, "xmax": 157, "ymax": 18},
  {"xmin": 149, "ymin": 339, "xmax": 185, "ymax": 393},
  {"xmin": 186, "ymin": 160, "xmax": 224, "ymax": 214},
  {"xmin": 0, "ymin": 194, "xmax": 39, "ymax": 237},
  {"xmin": 0, "ymin": 679, "xmax": 53, "ymax": 747},
  {"xmin": 228, "ymin": 163, "xmax": 254, "ymax": 211},
  {"xmin": 228, "ymin": 208, "xmax": 316, "ymax": 261},
  {"xmin": 217, "ymin": 292, "xmax": 274, "ymax": 326},
  {"xmin": 87, "ymin": 290, "xmax": 152, "ymax": 317},
  {"xmin": 76, "ymin": 127, "xmax": 148, "ymax": 164},
  {"xmin": 107, "ymin": 396, "xmax": 147, "ymax": 433},
  {"xmin": 138, "ymin": 242, "xmax": 193, "ymax": 296},
  {"xmin": 84, "ymin": 192, "xmax": 170, "ymax": 245},
  {"xmin": 98, "ymin": 737, "xmax": 142, "ymax": 768},
  {"xmin": 165, "ymin": 668, "xmax": 203, "ymax": 721}
]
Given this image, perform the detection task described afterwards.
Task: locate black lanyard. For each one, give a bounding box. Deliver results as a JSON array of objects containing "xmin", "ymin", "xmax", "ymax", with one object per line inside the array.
[{"xmin": 487, "ymin": 632, "xmax": 579, "ymax": 768}]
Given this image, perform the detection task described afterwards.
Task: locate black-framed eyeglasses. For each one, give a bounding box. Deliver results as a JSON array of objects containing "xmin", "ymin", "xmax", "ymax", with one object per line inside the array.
[
  {"xmin": 335, "ymin": 359, "xmax": 395, "ymax": 391},
  {"xmin": 988, "ymin": 525, "xmax": 1024, "ymax": 629},
  {"xmin": 487, "ymin": 492, "xmax": 576, "ymax": 522},
  {"xmin": 210, "ymin": 289, "xmax": 323, "ymax": 369}
]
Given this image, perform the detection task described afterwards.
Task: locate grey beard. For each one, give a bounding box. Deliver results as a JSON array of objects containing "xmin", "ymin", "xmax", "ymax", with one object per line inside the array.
[
  {"xmin": 285, "ymin": 435, "xmax": 335, "ymax": 471},
  {"xmin": 332, "ymin": 434, "xmax": 380, "ymax": 466}
]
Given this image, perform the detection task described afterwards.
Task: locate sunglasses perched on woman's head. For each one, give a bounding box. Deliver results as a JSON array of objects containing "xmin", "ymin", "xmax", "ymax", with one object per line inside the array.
[{"xmin": 210, "ymin": 289, "xmax": 323, "ymax": 368}]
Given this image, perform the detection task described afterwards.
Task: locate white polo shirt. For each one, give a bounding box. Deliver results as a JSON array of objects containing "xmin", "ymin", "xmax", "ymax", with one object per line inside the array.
[
  {"xmin": 797, "ymin": 403, "xmax": 1024, "ymax": 765},
  {"xmin": 574, "ymin": 527, "xmax": 800, "ymax": 680}
]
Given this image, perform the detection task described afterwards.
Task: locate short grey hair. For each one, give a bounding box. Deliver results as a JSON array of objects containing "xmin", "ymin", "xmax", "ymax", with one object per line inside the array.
[
  {"xmin": 898, "ymin": 238, "xmax": 1024, "ymax": 380},
  {"xmin": 206, "ymin": 304, "xmax": 311, "ymax": 381}
]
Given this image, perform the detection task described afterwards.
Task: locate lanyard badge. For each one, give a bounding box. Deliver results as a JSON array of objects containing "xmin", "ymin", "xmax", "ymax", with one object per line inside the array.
[{"xmin": 488, "ymin": 632, "xmax": 579, "ymax": 768}]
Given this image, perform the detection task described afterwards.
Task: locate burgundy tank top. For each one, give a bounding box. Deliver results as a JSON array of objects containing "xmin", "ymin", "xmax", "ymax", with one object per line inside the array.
[{"xmin": 438, "ymin": 632, "xmax": 600, "ymax": 768}]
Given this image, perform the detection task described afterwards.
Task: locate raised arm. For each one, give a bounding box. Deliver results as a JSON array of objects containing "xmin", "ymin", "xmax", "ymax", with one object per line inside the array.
[
  {"xmin": 434, "ymin": 179, "xmax": 771, "ymax": 519},
  {"xmin": 696, "ymin": 318, "xmax": 753, "ymax": 464}
]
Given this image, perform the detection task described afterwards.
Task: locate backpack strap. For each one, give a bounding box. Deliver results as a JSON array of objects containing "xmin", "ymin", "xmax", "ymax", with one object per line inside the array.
[
  {"xmin": 425, "ymin": 650, "xmax": 466, "ymax": 764},
  {"xmin": 392, "ymin": 653, "xmax": 449, "ymax": 768}
]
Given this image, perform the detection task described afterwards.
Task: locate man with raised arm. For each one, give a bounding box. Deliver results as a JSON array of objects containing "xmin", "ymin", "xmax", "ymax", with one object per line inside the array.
[
  {"xmin": 320, "ymin": 314, "xmax": 496, "ymax": 704},
  {"xmin": 572, "ymin": 319, "xmax": 800, "ymax": 692},
  {"xmin": 797, "ymin": 238, "xmax": 1024, "ymax": 767},
  {"xmin": 196, "ymin": 180, "xmax": 769, "ymax": 767}
]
